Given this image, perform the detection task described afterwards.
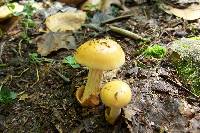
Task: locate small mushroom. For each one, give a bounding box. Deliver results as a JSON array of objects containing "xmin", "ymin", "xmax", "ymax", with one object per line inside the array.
[
  {"xmin": 100, "ymin": 80, "xmax": 132, "ymax": 124},
  {"xmin": 74, "ymin": 38, "xmax": 125, "ymax": 106}
]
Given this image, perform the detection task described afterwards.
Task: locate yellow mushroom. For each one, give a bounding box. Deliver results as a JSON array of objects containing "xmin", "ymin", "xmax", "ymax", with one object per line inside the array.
[
  {"xmin": 74, "ymin": 38, "xmax": 125, "ymax": 106},
  {"xmin": 100, "ymin": 80, "xmax": 132, "ymax": 124}
]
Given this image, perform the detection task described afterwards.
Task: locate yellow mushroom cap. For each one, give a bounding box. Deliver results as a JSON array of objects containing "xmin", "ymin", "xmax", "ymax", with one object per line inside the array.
[
  {"xmin": 100, "ymin": 80, "xmax": 132, "ymax": 108},
  {"xmin": 74, "ymin": 38, "xmax": 125, "ymax": 70}
]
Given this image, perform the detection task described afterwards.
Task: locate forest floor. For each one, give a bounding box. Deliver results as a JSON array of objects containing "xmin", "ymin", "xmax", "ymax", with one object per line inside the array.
[{"xmin": 0, "ymin": 1, "xmax": 200, "ymax": 133}]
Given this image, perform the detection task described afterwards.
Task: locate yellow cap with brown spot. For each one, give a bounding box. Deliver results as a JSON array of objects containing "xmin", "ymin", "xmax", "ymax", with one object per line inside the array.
[{"xmin": 74, "ymin": 38, "xmax": 125, "ymax": 70}]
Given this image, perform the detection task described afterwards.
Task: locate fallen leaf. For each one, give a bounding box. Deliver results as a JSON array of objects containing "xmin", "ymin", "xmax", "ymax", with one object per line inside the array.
[
  {"xmin": 161, "ymin": 3, "xmax": 200, "ymax": 20},
  {"xmin": 36, "ymin": 32, "xmax": 76, "ymax": 56},
  {"xmin": 0, "ymin": 3, "xmax": 23, "ymax": 21},
  {"xmin": 45, "ymin": 10, "xmax": 86, "ymax": 32}
]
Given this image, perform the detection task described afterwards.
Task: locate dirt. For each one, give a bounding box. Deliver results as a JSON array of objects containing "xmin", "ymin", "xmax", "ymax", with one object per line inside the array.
[{"xmin": 0, "ymin": 2, "xmax": 200, "ymax": 133}]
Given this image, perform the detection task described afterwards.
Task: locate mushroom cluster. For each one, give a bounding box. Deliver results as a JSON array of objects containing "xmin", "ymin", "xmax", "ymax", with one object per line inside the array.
[
  {"xmin": 74, "ymin": 38, "xmax": 125, "ymax": 106},
  {"xmin": 74, "ymin": 38, "xmax": 132, "ymax": 125}
]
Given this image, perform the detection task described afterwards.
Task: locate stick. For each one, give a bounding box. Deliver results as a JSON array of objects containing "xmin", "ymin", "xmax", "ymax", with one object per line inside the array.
[{"xmin": 109, "ymin": 25, "xmax": 143, "ymax": 40}]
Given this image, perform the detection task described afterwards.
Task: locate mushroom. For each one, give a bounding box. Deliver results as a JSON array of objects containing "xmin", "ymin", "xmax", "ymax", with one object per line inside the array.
[
  {"xmin": 100, "ymin": 80, "xmax": 132, "ymax": 124},
  {"xmin": 74, "ymin": 38, "xmax": 125, "ymax": 106}
]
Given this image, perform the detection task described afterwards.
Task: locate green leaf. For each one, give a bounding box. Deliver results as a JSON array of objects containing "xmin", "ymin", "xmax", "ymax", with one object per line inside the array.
[
  {"xmin": 22, "ymin": 2, "xmax": 36, "ymax": 17},
  {"xmin": 63, "ymin": 56, "xmax": 80, "ymax": 68},
  {"xmin": 29, "ymin": 53, "xmax": 42, "ymax": 64}
]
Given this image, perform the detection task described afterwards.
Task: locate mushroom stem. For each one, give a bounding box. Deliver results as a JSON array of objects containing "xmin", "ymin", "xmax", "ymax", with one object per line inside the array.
[
  {"xmin": 81, "ymin": 68, "xmax": 103, "ymax": 103},
  {"xmin": 105, "ymin": 107, "xmax": 121, "ymax": 124}
]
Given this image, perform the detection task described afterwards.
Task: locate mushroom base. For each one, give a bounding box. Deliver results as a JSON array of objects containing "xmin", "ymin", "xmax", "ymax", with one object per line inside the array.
[{"xmin": 75, "ymin": 86, "xmax": 99, "ymax": 106}]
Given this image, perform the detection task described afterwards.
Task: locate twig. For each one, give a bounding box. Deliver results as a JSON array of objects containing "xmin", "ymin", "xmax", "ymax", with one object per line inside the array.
[
  {"xmin": 101, "ymin": 14, "xmax": 134, "ymax": 25},
  {"xmin": 13, "ymin": 68, "xmax": 29, "ymax": 78},
  {"xmin": 109, "ymin": 25, "xmax": 143, "ymax": 40},
  {"xmin": 51, "ymin": 68, "xmax": 70, "ymax": 82}
]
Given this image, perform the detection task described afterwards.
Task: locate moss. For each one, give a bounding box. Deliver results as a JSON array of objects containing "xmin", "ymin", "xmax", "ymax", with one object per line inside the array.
[
  {"xmin": 175, "ymin": 59, "xmax": 200, "ymax": 96},
  {"xmin": 170, "ymin": 37, "xmax": 200, "ymax": 96},
  {"xmin": 144, "ymin": 44, "xmax": 167, "ymax": 58}
]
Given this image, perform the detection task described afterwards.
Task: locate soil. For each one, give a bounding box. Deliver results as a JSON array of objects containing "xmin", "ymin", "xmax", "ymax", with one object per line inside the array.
[{"xmin": 0, "ymin": 2, "xmax": 200, "ymax": 133}]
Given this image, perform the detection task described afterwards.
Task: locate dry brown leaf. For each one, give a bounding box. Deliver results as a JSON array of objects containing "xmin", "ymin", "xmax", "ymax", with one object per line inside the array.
[
  {"xmin": 162, "ymin": 4, "xmax": 200, "ymax": 20},
  {"xmin": 45, "ymin": 11, "xmax": 86, "ymax": 32},
  {"xmin": 0, "ymin": 3, "xmax": 23, "ymax": 21},
  {"xmin": 36, "ymin": 32, "xmax": 76, "ymax": 56}
]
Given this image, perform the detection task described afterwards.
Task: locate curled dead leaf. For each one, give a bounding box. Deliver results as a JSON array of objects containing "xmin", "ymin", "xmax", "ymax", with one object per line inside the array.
[
  {"xmin": 36, "ymin": 32, "xmax": 76, "ymax": 56},
  {"xmin": 45, "ymin": 11, "xmax": 86, "ymax": 32},
  {"xmin": 161, "ymin": 3, "xmax": 200, "ymax": 20}
]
